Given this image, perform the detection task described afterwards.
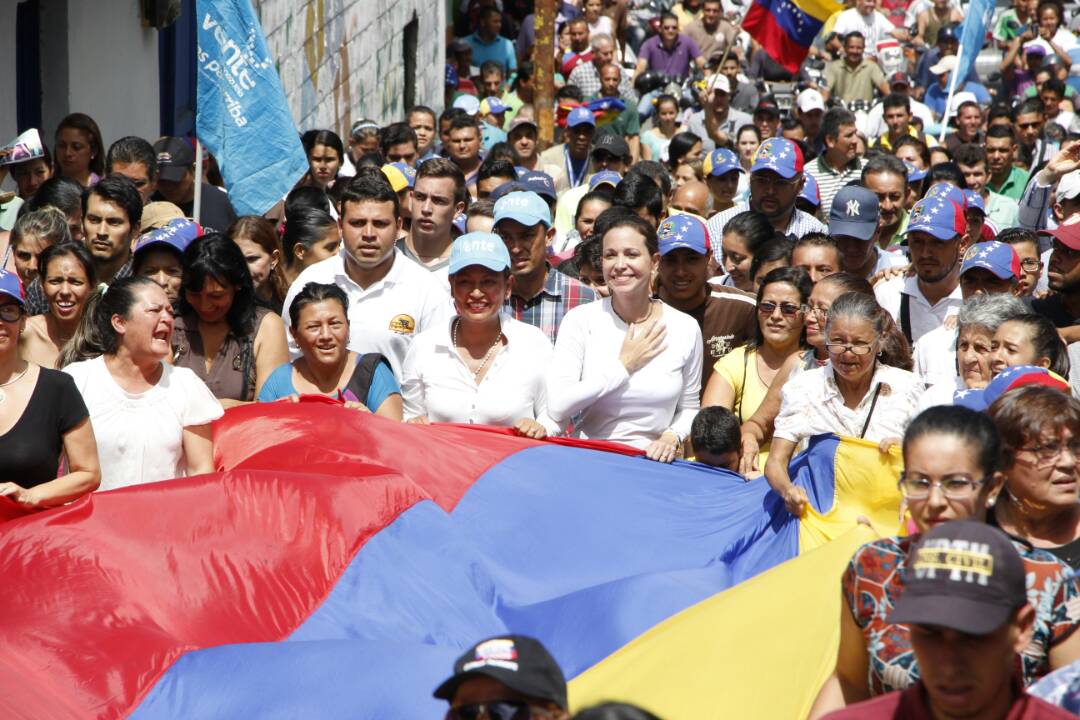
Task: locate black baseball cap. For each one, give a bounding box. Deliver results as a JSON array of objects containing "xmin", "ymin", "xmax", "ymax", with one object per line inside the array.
[
  {"xmin": 433, "ymin": 634, "xmax": 567, "ymax": 709},
  {"xmin": 888, "ymin": 520, "xmax": 1027, "ymax": 636},
  {"xmin": 154, "ymin": 137, "xmax": 195, "ymax": 182},
  {"xmin": 592, "ymin": 131, "xmax": 630, "ymax": 160},
  {"xmin": 754, "ymin": 97, "xmax": 780, "ymax": 116}
]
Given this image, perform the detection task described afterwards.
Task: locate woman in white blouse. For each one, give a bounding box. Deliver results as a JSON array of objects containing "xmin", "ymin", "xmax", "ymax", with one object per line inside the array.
[
  {"xmin": 63, "ymin": 276, "xmax": 224, "ymax": 490},
  {"xmin": 402, "ymin": 232, "xmax": 558, "ymax": 437},
  {"xmin": 547, "ymin": 209, "xmax": 703, "ymax": 461},
  {"xmin": 765, "ymin": 292, "xmax": 922, "ymax": 515}
]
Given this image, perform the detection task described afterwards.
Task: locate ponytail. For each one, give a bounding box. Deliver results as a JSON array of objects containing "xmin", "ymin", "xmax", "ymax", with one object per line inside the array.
[{"xmin": 58, "ymin": 276, "xmax": 159, "ymax": 367}]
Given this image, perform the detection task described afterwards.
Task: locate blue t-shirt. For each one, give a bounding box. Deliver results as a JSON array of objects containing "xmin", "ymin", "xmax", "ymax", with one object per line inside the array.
[
  {"xmin": 465, "ymin": 32, "xmax": 517, "ymax": 73},
  {"xmin": 924, "ymin": 81, "xmax": 991, "ymax": 118},
  {"xmin": 257, "ymin": 359, "xmax": 400, "ymax": 411}
]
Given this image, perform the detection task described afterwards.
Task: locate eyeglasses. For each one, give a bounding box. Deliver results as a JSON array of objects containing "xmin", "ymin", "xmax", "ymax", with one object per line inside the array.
[
  {"xmin": 825, "ymin": 342, "xmax": 875, "ymax": 356},
  {"xmin": 810, "ymin": 306, "xmax": 829, "ymax": 318},
  {"xmin": 446, "ymin": 701, "xmax": 532, "ymax": 720},
  {"xmin": 0, "ymin": 304, "xmax": 23, "ymax": 323},
  {"xmin": 899, "ymin": 474, "xmax": 987, "ymax": 499},
  {"xmin": 757, "ymin": 301, "xmax": 806, "ymax": 317},
  {"xmin": 1020, "ymin": 258, "xmax": 1041, "ymax": 272},
  {"xmin": 750, "ymin": 174, "xmax": 798, "ymax": 190},
  {"xmin": 1018, "ymin": 439, "xmax": 1080, "ymax": 463}
]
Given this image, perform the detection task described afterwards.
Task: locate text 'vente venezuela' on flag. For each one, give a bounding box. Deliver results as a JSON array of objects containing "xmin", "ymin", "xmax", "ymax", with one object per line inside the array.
[
  {"xmin": 0, "ymin": 404, "xmax": 903, "ymax": 719},
  {"xmin": 743, "ymin": 0, "xmax": 845, "ymax": 73}
]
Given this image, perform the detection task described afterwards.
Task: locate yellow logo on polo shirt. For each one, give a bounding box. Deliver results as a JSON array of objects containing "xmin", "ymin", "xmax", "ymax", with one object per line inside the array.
[{"xmin": 389, "ymin": 314, "xmax": 416, "ymax": 334}]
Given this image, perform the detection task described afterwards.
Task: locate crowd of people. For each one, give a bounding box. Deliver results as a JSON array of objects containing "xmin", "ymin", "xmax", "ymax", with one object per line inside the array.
[{"xmin": 6, "ymin": 0, "xmax": 1080, "ymax": 715}]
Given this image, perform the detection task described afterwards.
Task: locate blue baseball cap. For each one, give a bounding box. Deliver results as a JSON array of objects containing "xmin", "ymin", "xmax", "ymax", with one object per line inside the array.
[
  {"xmin": 445, "ymin": 64, "xmax": 459, "ymax": 88},
  {"xmin": 479, "ymin": 97, "xmax": 509, "ymax": 115},
  {"xmin": 519, "ymin": 171, "xmax": 557, "ymax": 201},
  {"xmin": 960, "ymin": 241, "xmax": 1021, "ymax": 280},
  {"xmin": 452, "ymin": 212, "xmax": 468, "ymax": 235},
  {"xmin": 589, "ymin": 170, "xmax": 622, "ymax": 190},
  {"xmin": 449, "ymin": 232, "xmax": 512, "ymax": 275},
  {"xmin": 657, "ymin": 214, "xmax": 711, "ymax": 255},
  {"xmin": 566, "ymin": 106, "xmax": 596, "ymax": 128},
  {"xmin": 703, "ymin": 148, "xmax": 744, "ymax": 177},
  {"xmin": 800, "ymin": 173, "xmax": 821, "ymax": 208},
  {"xmin": 963, "ymin": 189, "xmax": 986, "ymax": 215},
  {"xmin": 954, "ymin": 365, "xmax": 1070, "ymax": 412},
  {"xmin": 903, "ymin": 196, "xmax": 967, "ymax": 241},
  {"xmin": 904, "ymin": 161, "xmax": 927, "ymax": 183},
  {"xmin": 750, "ymin": 137, "xmax": 804, "ymax": 179},
  {"xmin": 0, "ymin": 269, "xmax": 24, "ymax": 307},
  {"xmin": 134, "ymin": 218, "xmax": 202, "ymax": 258},
  {"xmin": 490, "ymin": 181, "xmax": 526, "ymax": 201},
  {"xmin": 494, "ymin": 191, "xmax": 552, "ymax": 228},
  {"xmin": 481, "ymin": 124, "xmax": 508, "ymax": 152},
  {"xmin": 828, "ymin": 186, "xmax": 879, "ymax": 242}
]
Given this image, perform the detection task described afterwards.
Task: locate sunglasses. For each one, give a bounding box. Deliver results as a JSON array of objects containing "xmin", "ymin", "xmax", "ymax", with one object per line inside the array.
[
  {"xmin": 757, "ymin": 301, "xmax": 805, "ymax": 317},
  {"xmin": 0, "ymin": 303, "xmax": 23, "ymax": 323},
  {"xmin": 446, "ymin": 701, "xmax": 531, "ymax": 720}
]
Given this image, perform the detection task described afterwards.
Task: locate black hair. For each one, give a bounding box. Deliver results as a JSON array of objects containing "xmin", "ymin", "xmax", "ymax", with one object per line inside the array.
[
  {"xmin": 379, "ymin": 122, "xmax": 419, "ymax": 156},
  {"xmin": 301, "ymin": 129, "xmax": 345, "ymax": 164},
  {"xmin": 1043, "ymin": 77, "xmax": 1067, "ymax": 99},
  {"xmin": 903, "ymin": 405, "xmax": 1004, "ymax": 477},
  {"xmin": 575, "ymin": 191, "xmax": 614, "ymax": 226},
  {"xmin": 511, "ymin": 62, "xmax": 534, "ymax": 92},
  {"xmin": 338, "ymin": 171, "xmax": 401, "ymax": 218},
  {"xmin": 666, "ymin": 132, "xmax": 703, "ymax": 170},
  {"xmin": 748, "ymin": 237, "xmax": 795, "ymax": 287},
  {"xmin": 82, "ymin": 174, "xmax": 143, "ymax": 230},
  {"xmin": 781, "ymin": 117, "xmax": 804, "ymax": 133},
  {"xmin": 281, "ymin": 205, "xmax": 338, "ymax": 265},
  {"xmin": 477, "ymin": 156, "xmax": 518, "ymax": 184},
  {"xmin": 448, "ymin": 114, "xmax": 482, "ymax": 136},
  {"xmin": 486, "ymin": 142, "xmax": 516, "ymax": 165},
  {"xmin": 574, "ymin": 234, "xmax": 604, "ymax": 269},
  {"xmin": 988, "ymin": 104, "xmax": 1014, "ymax": 125},
  {"xmin": 407, "ymin": 105, "xmax": 437, "ymax": 124},
  {"xmin": 23, "ymin": 176, "xmax": 83, "ymax": 218},
  {"xmin": 822, "ymin": 107, "xmax": 857, "ymax": 142},
  {"xmin": 287, "ymin": 281, "xmax": 349, "ymax": 329},
  {"xmin": 986, "ymin": 124, "xmax": 1016, "ymax": 142},
  {"xmin": 1014, "ymin": 97, "xmax": 1045, "ymax": 119},
  {"xmin": 862, "ymin": 154, "xmax": 909, "ymax": 188},
  {"xmin": 1005, "ymin": 313, "xmax": 1071, "ymax": 377},
  {"xmin": 60, "ymin": 275, "xmax": 161, "ymax": 365},
  {"xmin": 356, "ymin": 151, "xmax": 386, "ymax": 169},
  {"xmin": 595, "ymin": 206, "xmax": 659, "ymax": 255},
  {"xmin": 178, "ymin": 233, "xmax": 258, "ymax": 336},
  {"xmin": 627, "ymin": 161, "xmax": 673, "ymax": 196},
  {"xmin": 466, "ymin": 198, "xmax": 496, "ymax": 219},
  {"xmin": 556, "ymin": 84, "xmax": 585, "ymax": 103},
  {"xmin": 926, "ymin": 162, "xmax": 968, "ymax": 189},
  {"xmin": 654, "ymin": 93, "xmax": 679, "ymax": 114},
  {"xmin": 690, "ymin": 407, "xmax": 741, "ymax": 463},
  {"xmin": 793, "ymin": 232, "xmax": 841, "ymax": 260},
  {"xmin": 996, "ymin": 227, "xmax": 1040, "ymax": 249},
  {"xmin": 106, "ymin": 136, "xmax": 159, "ymax": 181},
  {"xmin": 881, "ymin": 93, "xmax": 911, "ymax": 113},
  {"xmin": 953, "ymin": 143, "xmax": 988, "ymax": 168},
  {"xmin": 842, "ymin": 30, "xmax": 865, "ymax": 44},
  {"xmin": 891, "ymin": 135, "xmax": 931, "ymax": 167},
  {"xmin": 285, "ymin": 185, "xmax": 332, "ymax": 218},
  {"xmin": 479, "ymin": 60, "xmax": 505, "ymax": 79},
  {"xmin": 439, "ymin": 107, "xmax": 468, "ymax": 127},
  {"xmin": 612, "ymin": 174, "xmax": 664, "ymax": 224},
  {"xmin": 750, "ymin": 265, "xmax": 810, "ymax": 350},
  {"xmin": 38, "ymin": 240, "xmax": 97, "ymax": 287},
  {"xmin": 723, "ymin": 210, "xmax": 774, "ymax": 257}
]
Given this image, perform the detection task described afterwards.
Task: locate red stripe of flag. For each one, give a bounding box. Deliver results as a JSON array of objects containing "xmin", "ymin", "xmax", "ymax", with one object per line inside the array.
[{"xmin": 743, "ymin": 1, "xmax": 813, "ymax": 74}]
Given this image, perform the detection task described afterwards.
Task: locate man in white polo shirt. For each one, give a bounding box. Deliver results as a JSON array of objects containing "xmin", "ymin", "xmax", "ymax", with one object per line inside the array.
[
  {"xmin": 875, "ymin": 187, "xmax": 966, "ymax": 346},
  {"xmin": 281, "ymin": 171, "xmax": 451, "ymax": 376}
]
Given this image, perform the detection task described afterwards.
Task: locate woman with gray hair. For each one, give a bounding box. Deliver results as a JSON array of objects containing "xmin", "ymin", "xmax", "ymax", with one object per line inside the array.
[
  {"xmin": 918, "ymin": 293, "xmax": 1029, "ymax": 411},
  {"xmin": 764, "ymin": 292, "xmax": 923, "ymax": 516}
]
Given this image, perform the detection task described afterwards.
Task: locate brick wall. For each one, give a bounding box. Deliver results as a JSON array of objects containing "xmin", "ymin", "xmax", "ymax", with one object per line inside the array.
[{"xmin": 254, "ymin": 0, "xmax": 445, "ymax": 139}]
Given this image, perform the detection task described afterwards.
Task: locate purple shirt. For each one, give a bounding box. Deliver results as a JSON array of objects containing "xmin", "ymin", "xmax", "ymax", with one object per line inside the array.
[{"xmin": 638, "ymin": 34, "xmax": 702, "ymax": 78}]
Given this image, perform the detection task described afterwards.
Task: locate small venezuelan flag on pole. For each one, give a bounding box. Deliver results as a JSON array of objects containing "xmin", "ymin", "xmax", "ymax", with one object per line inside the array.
[{"xmin": 743, "ymin": 0, "xmax": 845, "ymax": 73}]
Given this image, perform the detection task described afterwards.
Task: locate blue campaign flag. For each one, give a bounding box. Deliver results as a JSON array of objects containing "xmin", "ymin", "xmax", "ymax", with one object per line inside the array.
[
  {"xmin": 196, "ymin": 0, "xmax": 308, "ymax": 216},
  {"xmin": 951, "ymin": 0, "xmax": 995, "ymax": 97}
]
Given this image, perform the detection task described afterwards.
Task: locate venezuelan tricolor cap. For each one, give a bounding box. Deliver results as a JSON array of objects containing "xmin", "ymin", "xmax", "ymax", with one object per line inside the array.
[
  {"xmin": 800, "ymin": 173, "xmax": 821, "ymax": 208},
  {"xmin": 0, "ymin": 269, "xmax": 24, "ymax": 307},
  {"xmin": 902, "ymin": 196, "xmax": 966, "ymax": 241},
  {"xmin": 924, "ymin": 182, "xmax": 968, "ymax": 210},
  {"xmin": 703, "ymin": 148, "xmax": 743, "ymax": 177},
  {"xmin": 750, "ymin": 138, "xmax": 803, "ymax": 179},
  {"xmin": 449, "ymin": 232, "xmax": 512, "ymax": 274},
  {"xmin": 960, "ymin": 241, "xmax": 1020, "ymax": 280},
  {"xmin": 904, "ymin": 161, "xmax": 927, "ymax": 183},
  {"xmin": 954, "ymin": 365, "xmax": 1070, "ymax": 412},
  {"xmin": 480, "ymin": 97, "xmax": 508, "ymax": 115},
  {"xmin": 381, "ymin": 162, "xmax": 417, "ymax": 192},
  {"xmin": 962, "ymin": 189, "xmax": 986, "ymax": 215},
  {"xmin": 134, "ymin": 218, "xmax": 203, "ymax": 258},
  {"xmin": 433, "ymin": 634, "xmax": 568, "ymax": 709},
  {"xmin": 888, "ymin": 521, "xmax": 1025, "ymax": 635},
  {"xmin": 658, "ymin": 214, "xmax": 710, "ymax": 256}
]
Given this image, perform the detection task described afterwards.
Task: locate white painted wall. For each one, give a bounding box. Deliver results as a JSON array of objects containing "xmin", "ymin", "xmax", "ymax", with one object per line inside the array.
[{"xmin": 0, "ymin": 2, "xmax": 19, "ymax": 192}]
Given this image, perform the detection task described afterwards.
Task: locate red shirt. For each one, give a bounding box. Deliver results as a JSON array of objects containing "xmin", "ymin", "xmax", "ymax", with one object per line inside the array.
[{"xmin": 824, "ymin": 680, "xmax": 1078, "ymax": 719}]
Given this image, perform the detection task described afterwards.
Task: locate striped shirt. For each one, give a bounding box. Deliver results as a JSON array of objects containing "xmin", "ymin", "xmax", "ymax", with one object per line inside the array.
[
  {"xmin": 706, "ymin": 202, "xmax": 827, "ymax": 266},
  {"xmin": 806, "ymin": 155, "xmax": 866, "ymax": 214},
  {"xmin": 504, "ymin": 265, "xmax": 598, "ymax": 344}
]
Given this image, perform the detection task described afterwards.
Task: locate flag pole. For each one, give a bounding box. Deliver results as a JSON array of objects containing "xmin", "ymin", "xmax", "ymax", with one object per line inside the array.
[
  {"xmin": 938, "ymin": 42, "xmax": 962, "ymax": 144},
  {"xmin": 193, "ymin": 137, "xmax": 203, "ymax": 224}
]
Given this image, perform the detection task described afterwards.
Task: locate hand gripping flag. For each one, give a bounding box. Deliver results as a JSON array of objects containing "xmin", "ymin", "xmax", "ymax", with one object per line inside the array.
[
  {"xmin": 743, "ymin": 0, "xmax": 845, "ymax": 73},
  {"xmin": 0, "ymin": 405, "xmax": 903, "ymax": 719},
  {"xmin": 196, "ymin": 0, "xmax": 309, "ymax": 216}
]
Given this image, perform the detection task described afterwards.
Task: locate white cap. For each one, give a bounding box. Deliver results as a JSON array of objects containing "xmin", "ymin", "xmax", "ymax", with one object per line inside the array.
[
  {"xmin": 452, "ymin": 94, "xmax": 480, "ymax": 116},
  {"xmin": 1058, "ymin": 170, "xmax": 1080, "ymax": 201},
  {"xmin": 947, "ymin": 91, "xmax": 978, "ymax": 115},
  {"xmin": 707, "ymin": 73, "xmax": 731, "ymax": 95},
  {"xmin": 930, "ymin": 54, "xmax": 958, "ymax": 75},
  {"xmin": 797, "ymin": 88, "xmax": 825, "ymax": 113}
]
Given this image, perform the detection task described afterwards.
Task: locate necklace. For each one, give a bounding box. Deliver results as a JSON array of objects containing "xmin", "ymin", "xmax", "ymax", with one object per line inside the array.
[
  {"xmin": 0, "ymin": 365, "xmax": 29, "ymax": 404},
  {"xmin": 453, "ymin": 318, "xmax": 503, "ymax": 383},
  {"xmin": 613, "ymin": 299, "xmax": 655, "ymax": 326}
]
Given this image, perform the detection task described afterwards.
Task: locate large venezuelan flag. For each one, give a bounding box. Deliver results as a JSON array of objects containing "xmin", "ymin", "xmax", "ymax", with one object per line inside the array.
[
  {"xmin": 743, "ymin": 0, "xmax": 845, "ymax": 73},
  {"xmin": 0, "ymin": 404, "xmax": 902, "ymax": 719}
]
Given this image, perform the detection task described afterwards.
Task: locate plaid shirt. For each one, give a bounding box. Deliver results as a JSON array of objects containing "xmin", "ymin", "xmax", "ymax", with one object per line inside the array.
[
  {"xmin": 504, "ymin": 266, "xmax": 597, "ymax": 344},
  {"xmin": 565, "ymin": 62, "xmax": 637, "ymax": 103}
]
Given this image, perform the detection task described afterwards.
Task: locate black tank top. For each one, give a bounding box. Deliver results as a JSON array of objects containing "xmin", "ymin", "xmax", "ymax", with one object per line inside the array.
[{"xmin": 0, "ymin": 369, "xmax": 88, "ymax": 487}]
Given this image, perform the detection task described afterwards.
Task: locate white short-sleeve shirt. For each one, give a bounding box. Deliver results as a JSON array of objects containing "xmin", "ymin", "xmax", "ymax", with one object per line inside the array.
[
  {"xmin": 281, "ymin": 249, "xmax": 452, "ymax": 378},
  {"xmin": 773, "ymin": 362, "xmax": 924, "ymax": 444},
  {"xmin": 401, "ymin": 314, "xmax": 560, "ymax": 434},
  {"xmin": 64, "ymin": 356, "xmax": 224, "ymax": 490},
  {"xmin": 875, "ymin": 275, "xmax": 962, "ymax": 345}
]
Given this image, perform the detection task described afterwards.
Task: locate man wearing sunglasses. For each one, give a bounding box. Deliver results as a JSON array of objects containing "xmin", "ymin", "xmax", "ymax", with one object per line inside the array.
[{"xmin": 434, "ymin": 635, "xmax": 569, "ymax": 720}]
